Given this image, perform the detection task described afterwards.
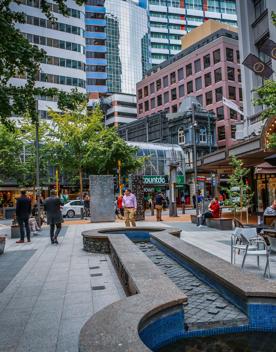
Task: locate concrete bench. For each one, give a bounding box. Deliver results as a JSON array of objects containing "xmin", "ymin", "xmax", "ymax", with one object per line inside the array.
[
  {"xmin": 190, "ymin": 214, "xmax": 198, "ymax": 224},
  {"xmin": 206, "ymin": 217, "xmax": 233, "ymax": 230}
]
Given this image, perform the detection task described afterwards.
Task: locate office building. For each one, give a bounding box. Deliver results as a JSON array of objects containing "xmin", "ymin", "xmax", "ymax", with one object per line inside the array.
[
  {"xmin": 148, "ymin": 0, "xmax": 237, "ymax": 65},
  {"xmin": 10, "ymin": 0, "xmax": 86, "ymax": 119},
  {"xmin": 85, "ymin": 0, "xmax": 107, "ymax": 98},
  {"xmin": 137, "ymin": 21, "xmax": 242, "ymax": 149}
]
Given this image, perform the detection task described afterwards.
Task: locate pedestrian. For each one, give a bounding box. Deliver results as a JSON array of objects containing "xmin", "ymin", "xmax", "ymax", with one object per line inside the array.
[
  {"xmin": 264, "ymin": 200, "xmax": 276, "ymax": 216},
  {"xmin": 44, "ymin": 189, "xmax": 63, "ymax": 244},
  {"xmin": 122, "ymin": 189, "xmax": 137, "ymax": 227},
  {"xmin": 84, "ymin": 194, "xmax": 90, "ymax": 218},
  {"xmin": 155, "ymin": 191, "xmax": 164, "ymax": 221},
  {"xmin": 15, "ymin": 189, "xmax": 32, "ymax": 243},
  {"xmin": 192, "ymin": 194, "xmax": 196, "ymax": 209},
  {"xmin": 117, "ymin": 194, "xmax": 124, "ymax": 219},
  {"xmin": 200, "ymin": 197, "xmax": 220, "ymax": 226}
]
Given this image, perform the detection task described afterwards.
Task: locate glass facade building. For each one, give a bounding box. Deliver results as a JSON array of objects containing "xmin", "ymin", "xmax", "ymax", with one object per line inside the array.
[
  {"xmin": 147, "ymin": 0, "xmax": 238, "ymax": 65},
  {"xmin": 105, "ymin": 0, "xmax": 151, "ymax": 94}
]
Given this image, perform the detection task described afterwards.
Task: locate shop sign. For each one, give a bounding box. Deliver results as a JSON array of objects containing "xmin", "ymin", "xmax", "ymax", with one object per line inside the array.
[
  {"xmin": 143, "ymin": 175, "xmax": 168, "ymax": 185},
  {"xmin": 176, "ymin": 175, "xmax": 185, "ymax": 185},
  {"xmin": 197, "ymin": 176, "xmax": 206, "ymax": 181}
]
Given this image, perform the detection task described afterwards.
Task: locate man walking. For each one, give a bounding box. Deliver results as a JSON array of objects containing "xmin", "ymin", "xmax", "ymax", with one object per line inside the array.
[
  {"xmin": 16, "ymin": 190, "xmax": 31, "ymax": 243},
  {"xmin": 44, "ymin": 190, "xmax": 63, "ymax": 244},
  {"xmin": 123, "ymin": 189, "xmax": 137, "ymax": 227},
  {"xmin": 155, "ymin": 191, "xmax": 164, "ymax": 221}
]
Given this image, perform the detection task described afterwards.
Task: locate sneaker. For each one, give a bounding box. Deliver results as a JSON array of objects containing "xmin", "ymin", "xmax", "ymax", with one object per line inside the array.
[
  {"xmin": 54, "ymin": 239, "xmax": 59, "ymax": 244},
  {"xmin": 16, "ymin": 240, "xmax": 24, "ymax": 243},
  {"xmin": 27, "ymin": 239, "xmax": 31, "ymax": 243}
]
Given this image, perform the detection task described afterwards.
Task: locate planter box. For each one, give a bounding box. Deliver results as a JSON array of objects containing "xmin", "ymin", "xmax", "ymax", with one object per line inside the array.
[
  {"xmin": 0, "ymin": 236, "xmax": 6, "ymax": 255},
  {"xmin": 11, "ymin": 225, "xmax": 21, "ymax": 239}
]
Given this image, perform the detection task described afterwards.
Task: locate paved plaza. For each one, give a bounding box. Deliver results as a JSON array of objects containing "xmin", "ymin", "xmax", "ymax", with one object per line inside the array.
[{"xmin": 0, "ymin": 219, "xmax": 276, "ymax": 351}]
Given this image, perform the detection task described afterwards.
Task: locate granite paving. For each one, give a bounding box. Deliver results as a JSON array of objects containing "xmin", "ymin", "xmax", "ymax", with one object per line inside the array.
[{"xmin": 136, "ymin": 241, "xmax": 248, "ymax": 329}]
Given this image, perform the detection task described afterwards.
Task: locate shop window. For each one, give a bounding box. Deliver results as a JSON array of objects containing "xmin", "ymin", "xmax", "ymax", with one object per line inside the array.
[
  {"xmin": 177, "ymin": 68, "xmax": 184, "ymax": 81},
  {"xmin": 157, "ymin": 94, "xmax": 162, "ymax": 106},
  {"xmin": 226, "ymin": 47, "xmax": 234, "ymax": 62},
  {"xmin": 213, "ymin": 49, "xmax": 221, "ymax": 64},
  {"xmin": 172, "ymin": 104, "xmax": 178, "ymax": 113},
  {"xmin": 218, "ymin": 126, "xmax": 225, "ymax": 140},
  {"xmin": 170, "ymin": 72, "xmax": 176, "ymax": 85},
  {"xmin": 164, "ymin": 91, "xmax": 169, "ymax": 104},
  {"xmin": 187, "ymin": 80, "xmax": 193, "ymax": 94},
  {"xmin": 230, "ymin": 108, "xmax": 238, "ymax": 119},
  {"xmin": 205, "ymin": 91, "xmax": 213, "ymax": 105},
  {"xmin": 203, "ymin": 54, "xmax": 211, "ymax": 68},
  {"xmin": 150, "ymin": 97, "xmax": 156, "ymax": 109},
  {"xmin": 239, "ymin": 88, "xmax": 243, "ymax": 101},
  {"xmin": 199, "ymin": 128, "xmax": 207, "ymax": 143},
  {"xmin": 214, "ymin": 68, "xmax": 222, "ymax": 83},
  {"xmin": 215, "ymin": 87, "xmax": 223, "ymax": 102},
  {"xmin": 228, "ymin": 86, "xmax": 236, "ymax": 100},
  {"xmin": 171, "ymin": 88, "xmax": 177, "ymax": 100},
  {"xmin": 156, "ymin": 79, "xmax": 162, "ymax": 91},
  {"xmin": 179, "ymin": 84, "xmax": 185, "ymax": 97},
  {"xmin": 186, "ymin": 63, "xmax": 192, "ymax": 77},
  {"xmin": 194, "ymin": 59, "xmax": 201, "ymax": 73},
  {"xmin": 231, "ymin": 125, "xmax": 236, "ymax": 139},
  {"xmin": 196, "ymin": 95, "xmax": 203, "ymax": 106},
  {"xmin": 163, "ymin": 75, "xmax": 168, "ymax": 88},
  {"xmin": 195, "ymin": 77, "xmax": 202, "ymax": 91},
  {"xmin": 178, "ymin": 127, "xmax": 185, "ymax": 144},
  {"xmin": 138, "ymin": 103, "xmax": 143, "ymax": 114},
  {"xmin": 216, "ymin": 106, "xmax": 224, "ymax": 120},
  {"xmin": 144, "ymin": 100, "xmax": 149, "ymax": 111},
  {"xmin": 144, "ymin": 86, "xmax": 148, "ymax": 97},
  {"xmin": 227, "ymin": 67, "xmax": 235, "ymax": 81},
  {"xmin": 150, "ymin": 82, "xmax": 155, "ymax": 94},
  {"xmin": 204, "ymin": 72, "xmax": 212, "ymax": 87}
]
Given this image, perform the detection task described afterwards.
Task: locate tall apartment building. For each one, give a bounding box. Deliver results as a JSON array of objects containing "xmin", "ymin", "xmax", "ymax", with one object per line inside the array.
[
  {"xmin": 236, "ymin": 0, "xmax": 276, "ymax": 138},
  {"xmin": 10, "ymin": 0, "xmax": 86, "ymax": 119},
  {"xmin": 148, "ymin": 0, "xmax": 237, "ymax": 65},
  {"xmin": 85, "ymin": 0, "xmax": 107, "ymax": 98},
  {"xmin": 137, "ymin": 21, "xmax": 242, "ymax": 149}
]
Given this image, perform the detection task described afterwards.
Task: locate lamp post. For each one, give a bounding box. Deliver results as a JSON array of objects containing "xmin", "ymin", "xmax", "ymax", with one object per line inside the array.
[
  {"xmin": 191, "ymin": 103, "xmax": 199, "ymax": 226},
  {"xmin": 35, "ymin": 106, "xmax": 41, "ymax": 227},
  {"xmin": 169, "ymin": 149, "xmax": 178, "ymax": 217}
]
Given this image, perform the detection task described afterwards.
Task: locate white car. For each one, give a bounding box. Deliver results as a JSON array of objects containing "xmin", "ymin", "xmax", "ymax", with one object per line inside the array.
[{"xmin": 61, "ymin": 200, "xmax": 84, "ymax": 218}]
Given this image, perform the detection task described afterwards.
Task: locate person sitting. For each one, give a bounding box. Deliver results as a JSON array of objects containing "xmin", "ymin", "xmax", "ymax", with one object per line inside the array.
[
  {"xmin": 201, "ymin": 197, "xmax": 220, "ymax": 225},
  {"xmin": 264, "ymin": 200, "xmax": 276, "ymax": 216}
]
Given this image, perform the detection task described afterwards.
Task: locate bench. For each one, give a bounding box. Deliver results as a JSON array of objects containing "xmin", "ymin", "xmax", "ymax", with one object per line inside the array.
[
  {"xmin": 190, "ymin": 214, "xmax": 198, "ymax": 224},
  {"xmin": 206, "ymin": 217, "xmax": 233, "ymax": 230}
]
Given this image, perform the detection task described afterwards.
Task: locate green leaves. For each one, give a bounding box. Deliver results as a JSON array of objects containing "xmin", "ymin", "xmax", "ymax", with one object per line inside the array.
[{"xmin": 254, "ymin": 80, "xmax": 276, "ymax": 120}]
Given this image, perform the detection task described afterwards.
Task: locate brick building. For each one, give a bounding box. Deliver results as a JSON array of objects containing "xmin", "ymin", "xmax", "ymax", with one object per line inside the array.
[{"xmin": 136, "ymin": 21, "xmax": 242, "ymax": 149}]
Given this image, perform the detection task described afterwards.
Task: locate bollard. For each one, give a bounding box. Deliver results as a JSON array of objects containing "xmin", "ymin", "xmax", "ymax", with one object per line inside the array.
[{"xmin": 81, "ymin": 207, "xmax": 84, "ymax": 219}]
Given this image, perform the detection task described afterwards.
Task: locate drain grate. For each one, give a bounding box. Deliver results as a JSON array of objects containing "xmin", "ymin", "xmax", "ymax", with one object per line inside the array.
[
  {"xmin": 90, "ymin": 273, "xmax": 103, "ymax": 277},
  {"xmin": 89, "ymin": 266, "xmax": 100, "ymax": 269},
  {"xmin": 100, "ymin": 259, "xmax": 107, "ymax": 262},
  {"xmin": 91, "ymin": 285, "xmax": 106, "ymax": 290}
]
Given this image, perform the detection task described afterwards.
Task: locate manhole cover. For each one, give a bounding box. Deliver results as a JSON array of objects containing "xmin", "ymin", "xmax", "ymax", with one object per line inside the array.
[{"xmin": 92, "ymin": 286, "xmax": 106, "ymax": 290}]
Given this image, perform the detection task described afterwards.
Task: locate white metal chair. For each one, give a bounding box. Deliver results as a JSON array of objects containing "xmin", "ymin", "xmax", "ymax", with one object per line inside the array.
[
  {"xmin": 240, "ymin": 232, "xmax": 271, "ymax": 278},
  {"xmin": 231, "ymin": 227, "xmax": 258, "ymax": 264}
]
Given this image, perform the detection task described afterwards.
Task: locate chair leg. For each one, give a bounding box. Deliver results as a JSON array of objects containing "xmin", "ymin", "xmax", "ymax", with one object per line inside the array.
[
  {"xmin": 257, "ymin": 255, "xmax": 260, "ymax": 268},
  {"xmin": 241, "ymin": 246, "xmax": 248, "ymax": 269},
  {"xmin": 264, "ymin": 256, "xmax": 270, "ymax": 278}
]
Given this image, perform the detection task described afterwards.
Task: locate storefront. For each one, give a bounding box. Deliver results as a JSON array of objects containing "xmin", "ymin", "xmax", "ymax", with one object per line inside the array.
[{"xmin": 255, "ymin": 162, "xmax": 276, "ymax": 212}]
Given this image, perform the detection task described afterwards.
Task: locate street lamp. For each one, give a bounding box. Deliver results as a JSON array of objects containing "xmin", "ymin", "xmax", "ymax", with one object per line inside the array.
[
  {"xmin": 191, "ymin": 103, "xmax": 200, "ymax": 226},
  {"xmin": 35, "ymin": 100, "xmax": 41, "ymax": 227}
]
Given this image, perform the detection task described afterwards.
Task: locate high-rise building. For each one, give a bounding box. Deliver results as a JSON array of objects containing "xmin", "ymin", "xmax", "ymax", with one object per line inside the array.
[
  {"xmin": 10, "ymin": 0, "xmax": 86, "ymax": 119},
  {"xmin": 85, "ymin": 0, "xmax": 107, "ymax": 98},
  {"xmin": 148, "ymin": 0, "xmax": 237, "ymax": 65}
]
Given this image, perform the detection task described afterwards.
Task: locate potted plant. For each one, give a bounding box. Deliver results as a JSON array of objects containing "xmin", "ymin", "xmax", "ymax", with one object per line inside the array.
[{"xmin": 0, "ymin": 235, "xmax": 6, "ymax": 254}]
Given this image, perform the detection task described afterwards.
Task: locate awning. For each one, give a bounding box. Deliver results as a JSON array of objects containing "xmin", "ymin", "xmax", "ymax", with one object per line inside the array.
[{"xmin": 255, "ymin": 162, "xmax": 276, "ymax": 174}]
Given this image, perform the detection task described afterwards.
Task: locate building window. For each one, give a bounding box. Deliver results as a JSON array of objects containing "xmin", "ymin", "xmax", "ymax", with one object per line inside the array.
[
  {"xmin": 237, "ymin": 69, "xmax": 241, "ymax": 82},
  {"xmin": 204, "ymin": 72, "xmax": 212, "ymax": 87},
  {"xmin": 170, "ymin": 72, "xmax": 176, "ymax": 84},
  {"xmin": 164, "ymin": 91, "xmax": 169, "ymax": 104},
  {"xmin": 226, "ymin": 48, "xmax": 234, "ymax": 62},
  {"xmin": 228, "ymin": 86, "xmax": 236, "ymax": 100},
  {"xmin": 187, "ymin": 80, "xmax": 193, "ymax": 94},
  {"xmin": 230, "ymin": 108, "xmax": 238, "ymax": 119},
  {"xmin": 144, "ymin": 100, "xmax": 149, "ymax": 111},
  {"xmin": 163, "ymin": 76, "xmax": 168, "ymax": 88},
  {"xmin": 150, "ymin": 97, "xmax": 156, "ymax": 109},
  {"xmin": 213, "ymin": 49, "xmax": 221, "ymax": 64},
  {"xmin": 236, "ymin": 50, "xmax": 240, "ymax": 63},
  {"xmin": 254, "ymin": 0, "xmax": 266, "ymax": 19},
  {"xmin": 150, "ymin": 82, "xmax": 155, "ymax": 94},
  {"xmin": 144, "ymin": 86, "xmax": 148, "ymax": 97},
  {"xmin": 215, "ymin": 87, "xmax": 223, "ymax": 102},
  {"xmin": 216, "ymin": 106, "xmax": 224, "ymax": 120},
  {"xmin": 178, "ymin": 127, "xmax": 185, "ymax": 144},
  {"xmin": 214, "ymin": 68, "xmax": 222, "ymax": 82},
  {"xmin": 194, "ymin": 59, "xmax": 201, "ymax": 73},
  {"xmin": 218, "ymin": 126, "xmax": 226, "ymax": 140},
  {"xmin": 179, "ymin": 84, "xmax": 185, "ymax": 97},
  {"xmin": 157, "ymin": 94, "xmax": 162, "ymax": 106},
  {"xmin": 195, "ymin": 77, "xmax": 202, "ymax": 91},
  {"xmin": 138, "ymin": 103, "xmax": 143, "ymax": 114},
  {"xmin": 186, "ymin": 63, "xmax": 192, "ymax": 77},
  {"xmin": 171, "ymin": 88, "xmax": 177, "ymax": 100},
  {"xmin": 177, "ymin": 68, "xmax": 184, "ymax": 81},
  {"xmin": 138, "ymin": 89, "xmax": 142, "ymax": 100},
  {"xmin": 199, "ymin": 128, "xmax": 207, "ymax": 143},
  {"xmin": 156, "ymin": 79, "xmax": 162, "ymax": 91},
  {"xmin": 239, "ymin": 87, "xmax": 243, "ymax": 101},
  {"xmin": 172, "ymin": 104, "xmax": 178, "ymax": 113},
  {"xmin": 205, "ymin": 91, "xmax": 213, "ymax": 105},
  {"xmin": 197, "ymin": 95, "xmax": 203, "ymax": 106},
  {"xmin": 231, "ymin": 125, "xmax": 236, "ymax": 139},
  {"xmin": 203, "ymin": 54, "xmax": 211, "ymax": 68},
  {"xmin": 227, "ymin": 67, "xmax": 235, "ymax": 81}
]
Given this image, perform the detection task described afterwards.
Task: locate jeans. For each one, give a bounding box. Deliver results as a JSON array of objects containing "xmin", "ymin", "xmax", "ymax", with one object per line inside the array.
[
  {"xmin": 50, "ymin": 223, "xmax": 62, "ymax": 240},
  {"xmin": 201, "ymin": 211, "xmax": 213, "ymax": 225},
  {"xmin": 18, "ymin": 217, "xmax": 30, "ymax": 241}
]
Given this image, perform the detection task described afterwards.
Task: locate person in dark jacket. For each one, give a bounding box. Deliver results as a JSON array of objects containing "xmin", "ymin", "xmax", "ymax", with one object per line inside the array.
[
  {"xmin": 16, "ymin": 190, "xmax": 32, "ymax": 243},
  {"xmin": 155, "ymin": 191, "xmax": 165, "ymax": 221},
  {"xmin": 44, "ymin": 190, "xmax": 63, "ymax": 244}
]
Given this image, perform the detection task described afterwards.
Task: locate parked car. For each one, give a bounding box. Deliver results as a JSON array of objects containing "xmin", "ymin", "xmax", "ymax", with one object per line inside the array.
[{"xmin": 61, "ymin": 200, "xmax": 84, "ymax": 218}]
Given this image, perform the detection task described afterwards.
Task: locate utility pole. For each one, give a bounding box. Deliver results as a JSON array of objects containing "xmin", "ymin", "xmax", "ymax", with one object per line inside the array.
[
  {"xmin": 35, "ymin": 100, "xmax": 41, "ymax": 227},
  {"xmin": 191, "ymin": 103, "xmax": 199, "ymax": 226}
]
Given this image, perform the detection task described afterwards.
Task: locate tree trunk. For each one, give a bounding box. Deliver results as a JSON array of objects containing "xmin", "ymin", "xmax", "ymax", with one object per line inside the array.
[{"xmin": 79, "ymin": 168, "xmax": 83, "ymax": 200}]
